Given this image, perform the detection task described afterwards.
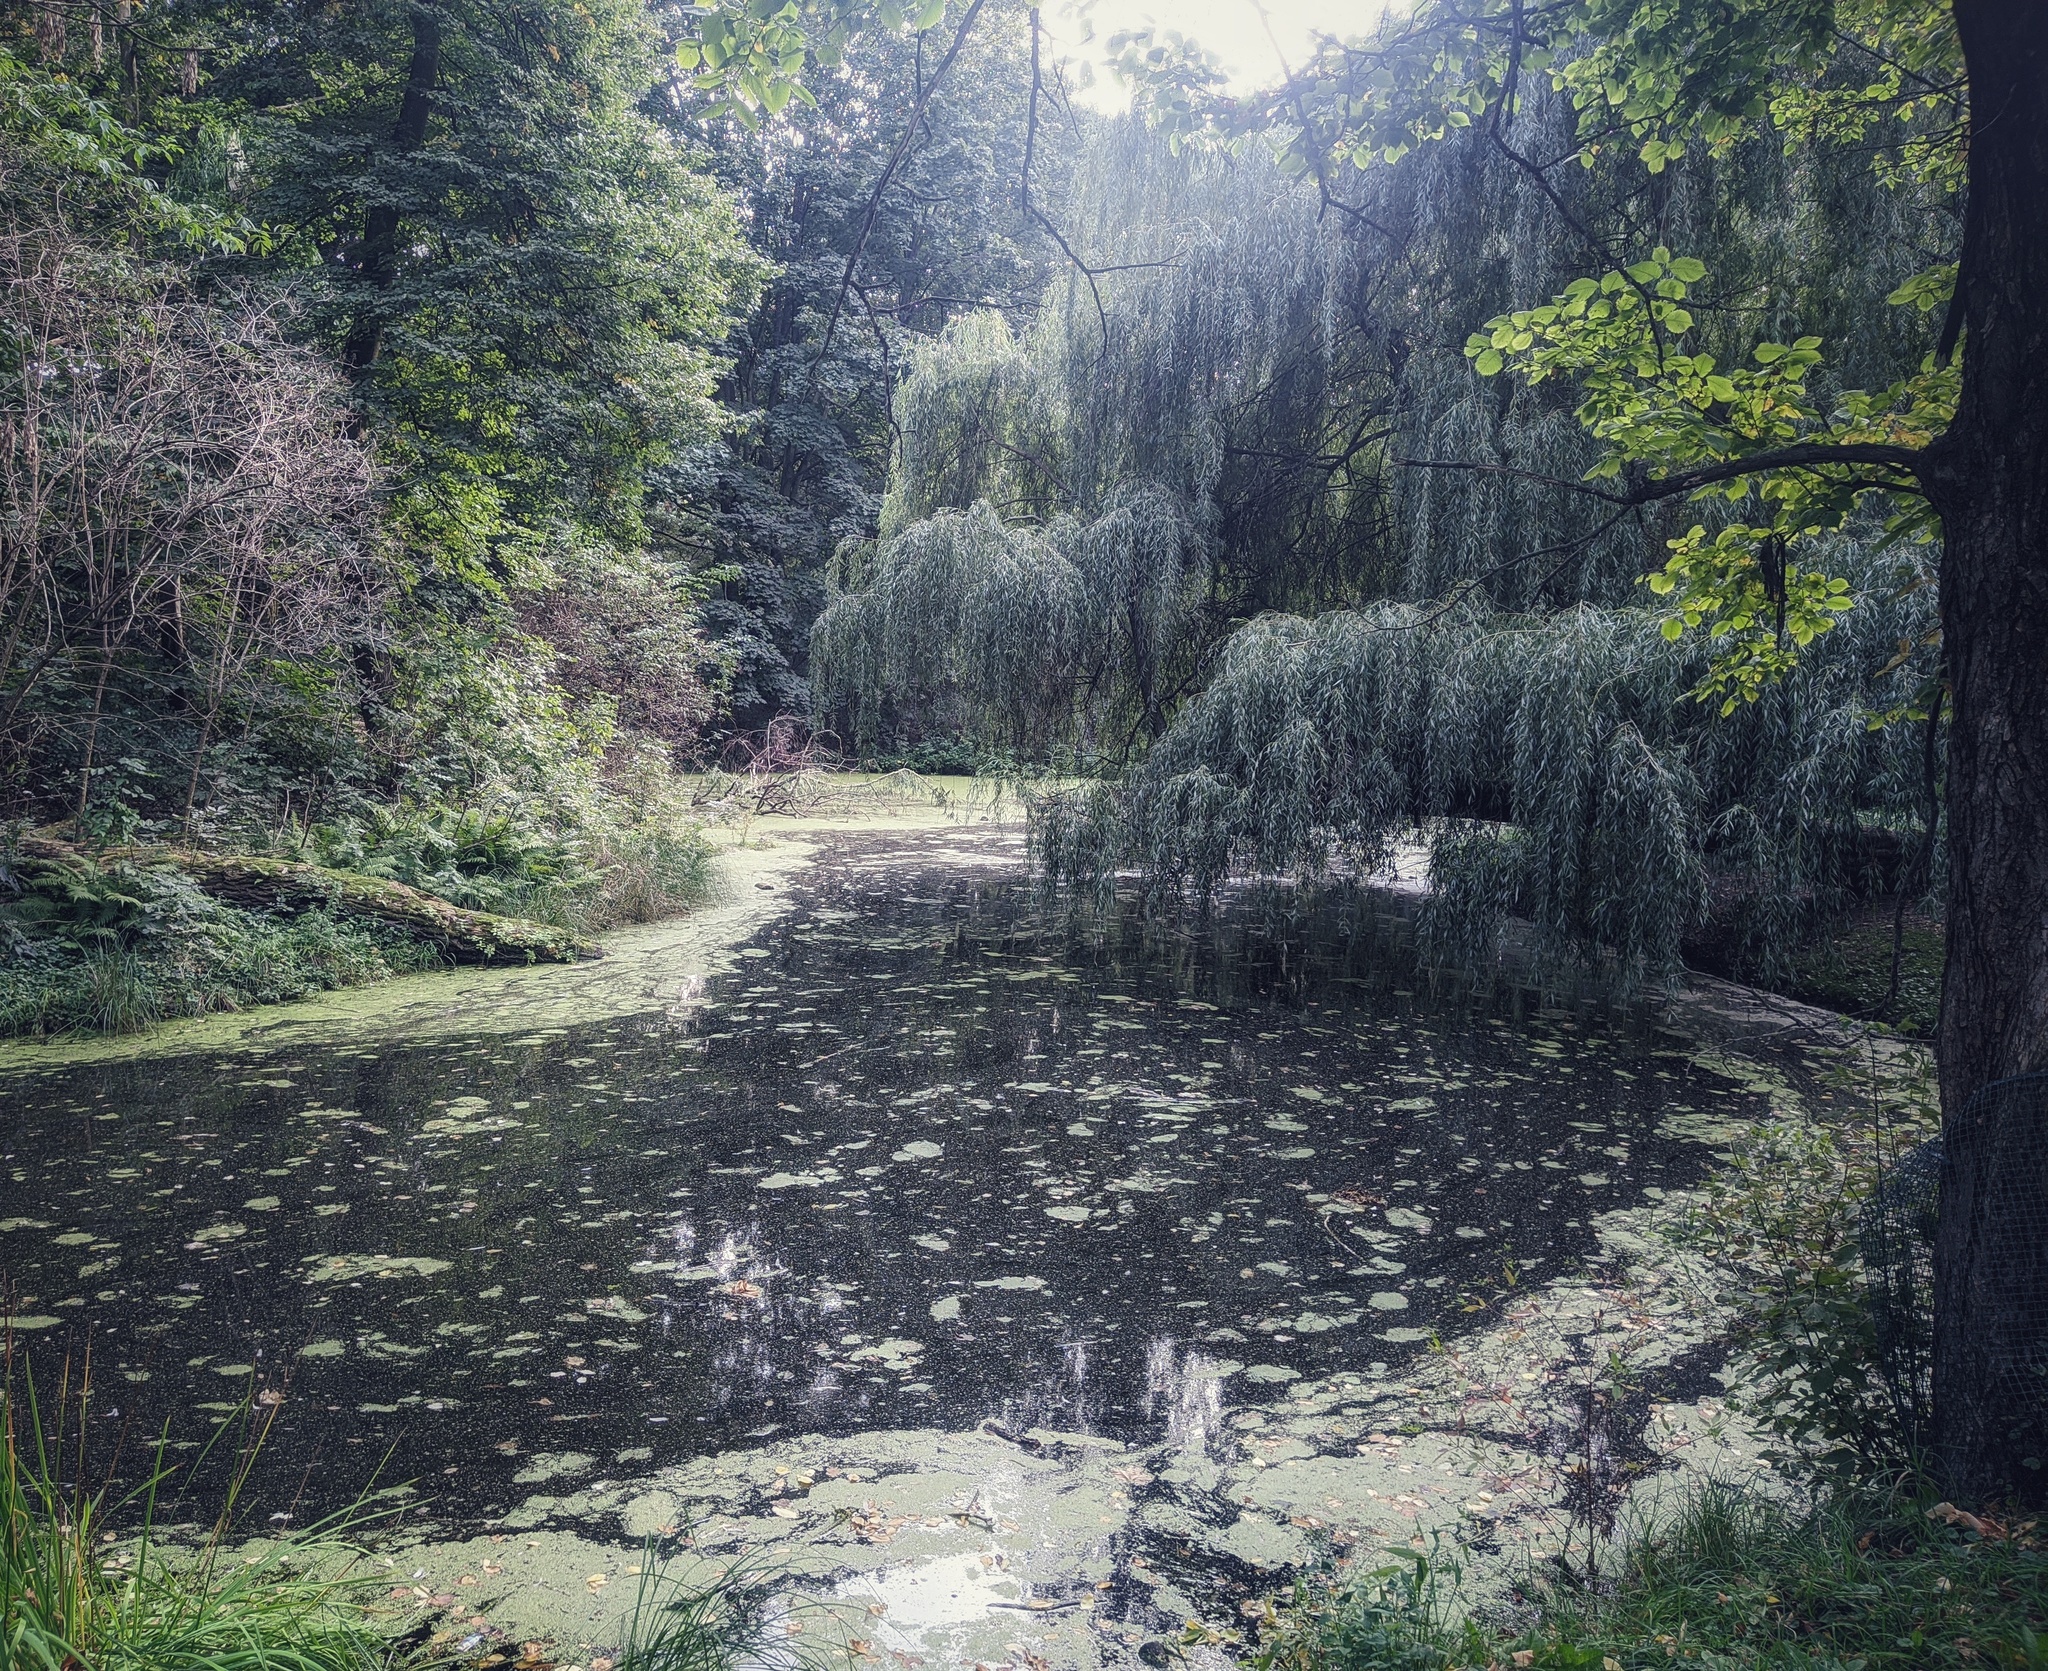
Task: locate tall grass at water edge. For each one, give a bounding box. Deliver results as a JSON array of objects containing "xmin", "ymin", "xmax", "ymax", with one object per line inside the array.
[
  {"xmin": 1250, "ymin": 1486, "xmax": 2048, "ymax": 1671},
  {"xmin": 1, "ymin": 1349, "xmax": 843, "ymax": 1671},
  {"xmin": 1, "ymin": 1361, "xmax": 390, "ymax": 1671}
]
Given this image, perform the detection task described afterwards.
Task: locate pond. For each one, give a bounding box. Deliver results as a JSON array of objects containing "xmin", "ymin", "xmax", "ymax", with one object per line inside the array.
[{"xmin": 0, "ymin": 815, "xmax": 1793, "ymax": 1665}]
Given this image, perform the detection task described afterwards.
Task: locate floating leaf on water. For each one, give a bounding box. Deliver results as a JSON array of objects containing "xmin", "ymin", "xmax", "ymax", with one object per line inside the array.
[{"xmin": 301, "ymin": 1253, "xmax": 452, "ymax": 1283}]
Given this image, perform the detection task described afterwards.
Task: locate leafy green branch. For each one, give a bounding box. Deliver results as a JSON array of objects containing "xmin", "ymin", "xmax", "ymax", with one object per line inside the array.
[
  {"xmin": 0, "ymin": 46, "xmax": 264, "ymax": 253},
  {"xmin": 1464, "ymin": 247, "xmax": 1950, "ymax": 711}
]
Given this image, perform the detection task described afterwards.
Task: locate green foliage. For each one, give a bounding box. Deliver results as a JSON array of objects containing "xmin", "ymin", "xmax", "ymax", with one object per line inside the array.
[
  {"xmin": 815, "ymin": 487, "xmax": 1200, "ymax": 754},
  {"xmin": 1, "ymin": 0, "xmax": 768, "ymax": 932},
  {"xmin": 688, "ymin": 0, "xmax": 1068, "ymax": 734},
  {"xmin": 204, "ymin": 0, "xmax": 770, "ymax": 563},
  {"xmin": 0, "ymin": 844, "xmax": 436, "ymax": 1038},
  {"xmin": 1103, "ymin": 0, "xmax": 1964, "ymax": 712},
  {"xmin": 1257, "ymin": 1485, "xmax": 2048, "ymax": 1671},
  {"xmin": 1246, "ymin": 1549, "xmax": 1452, "ymax": 1671},
  {"xmin": 295, "ymin": 789, "xmax": 714, "ymax": 935},
  {"xmin": 1689, "ymin": 1117, "xmax": 1913, "ymax": 1479},
  {"xmin": 1467, "ymin": 246, "xmax": 1948, "ymax": 710},
  {"xmin": 1, "ymin": 1375, "xmax": 389, "ymax": 1670},
  {"xmin": 816, "ymin": 126, "xmax": 1410, "ymax": 756},
  {"xmin": 0, "ymin": 41, "xmax": 261, "ymax": 251},
  {"xmin": 1034, "ymin": 577, "xmax": 1932, "ymax": 994}
]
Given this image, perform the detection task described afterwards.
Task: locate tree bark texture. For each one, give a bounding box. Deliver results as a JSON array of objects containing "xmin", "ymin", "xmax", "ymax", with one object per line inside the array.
[
  {"xmin": 344, "ymin": 8, "xmax": 442, "ymax": 372},
  {"xmin": 1928, "ymin": 0, "xmax": 2048, "ymax": 1507}
]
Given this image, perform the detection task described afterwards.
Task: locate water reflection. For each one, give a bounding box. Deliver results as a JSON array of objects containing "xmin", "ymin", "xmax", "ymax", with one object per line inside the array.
[
  {"xmin": 1144, "ymin": 1338, "xmax": 1224, "ymax": 1458},
  {"xmin": 0, "ymin": 827, "xmax": 1763, "ymax": 1527}
]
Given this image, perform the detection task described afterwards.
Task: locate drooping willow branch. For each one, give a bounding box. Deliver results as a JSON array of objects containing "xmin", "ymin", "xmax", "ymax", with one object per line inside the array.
[{"xmin": 1018, "ymin": 7, "xmax": 1181, "ymax": 350}]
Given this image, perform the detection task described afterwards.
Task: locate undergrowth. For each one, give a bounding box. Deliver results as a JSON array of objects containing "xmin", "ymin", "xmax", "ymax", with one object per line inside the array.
[
  {"xmin": 0, "ymin": 780, "xmax": 714, "ymax": 1037},
  {"xmin": 0, "ymin": 862, "xmax": 441, "ymax": 1038},
  {"xmin": 1784, "ymin": 914, "xmax": 1944, "ymax": 1039},
  {"xmin": 2, "ymin": 1351, "xmax": 830, "ymax": 1671},
  {"xmin": 1, "ymin": 1365, "xmax": 391, "ymax": 1671},
  {"xmin": 1252, "ymin": 1487, "xmax": 2048, "ymax": 1671}
]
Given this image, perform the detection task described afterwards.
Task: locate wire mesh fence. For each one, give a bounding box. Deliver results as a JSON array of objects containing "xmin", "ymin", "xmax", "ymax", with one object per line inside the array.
[
  {"xmin": 1863, "ymin": 1069, "xmax": 2048, "ymax": 1476},
  {"xmin": 1863, "ymin": 1130, "xmax": 1941, "ymax": 1456}
]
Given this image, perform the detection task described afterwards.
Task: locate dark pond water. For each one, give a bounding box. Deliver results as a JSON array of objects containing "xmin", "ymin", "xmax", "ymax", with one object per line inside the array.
[{"xmin": 0, "ymin": 828, "xmax": 1762, "ymax": 1528}]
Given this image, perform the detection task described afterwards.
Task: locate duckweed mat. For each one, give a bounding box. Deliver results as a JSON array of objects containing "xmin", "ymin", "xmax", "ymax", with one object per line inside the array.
[{"xmin": 3, "ymin": 828, "xmax": 1782, "ymax": 1549}]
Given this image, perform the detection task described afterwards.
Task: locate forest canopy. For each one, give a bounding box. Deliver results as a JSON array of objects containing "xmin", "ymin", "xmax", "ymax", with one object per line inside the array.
[
  {"xmin": 813, "ymin": 87, "xmax": 1951, "ymax": 993},
  {"xmin": 0, "ymin": 0, "xmax": 1959, "ymax": 1005}
]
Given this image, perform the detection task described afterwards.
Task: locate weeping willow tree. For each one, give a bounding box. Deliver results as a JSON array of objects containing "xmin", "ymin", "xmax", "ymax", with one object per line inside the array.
[
  {"xmin": 811, "ymin": 486, "xmax": 1203, "ymax": 753},
  {"xmin": 816, "ymin": 90, "xmax": 1951, "ymax": 988},
  {"xmin": 1036, "ymin": 538, "xmax": 1935, "ymax": 989},
  {"xmin": 812, "ymin": 123, "xmax": 1410, "ymax": 755}
]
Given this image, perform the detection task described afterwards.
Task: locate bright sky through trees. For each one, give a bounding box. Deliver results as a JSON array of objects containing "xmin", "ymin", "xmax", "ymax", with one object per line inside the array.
[{"xmin": 1049, "ymin": 0, "xmax": 1388, "ymax": 108}]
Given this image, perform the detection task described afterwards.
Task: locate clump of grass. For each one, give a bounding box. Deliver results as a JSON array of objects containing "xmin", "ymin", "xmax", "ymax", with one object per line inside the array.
[
  {"xmin": 1, "ymin": 1358, "xmax": 393, "ymax": 1670},
  {"xmin": 605, "ymin": 1533, "xmax": 847, "ymax": 1671},
  {"xmin": 1254, "ymin": 1486, "xmax": 2048, "ymax": 1671}
]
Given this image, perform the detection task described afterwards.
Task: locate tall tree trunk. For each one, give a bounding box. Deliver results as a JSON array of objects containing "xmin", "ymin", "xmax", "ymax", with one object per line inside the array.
[
  {"xmin": 1926, "ymin": 0, "xmax": 2048, "ymax": 1508},
  {"xmin": 115, "ymin": 0, "xmax": 137, "ymax": 119},
  {"xmin": 343, "ymin": 8, "xmax": 442, "ymax": 373},
  {"xmin": 73, "ymin": 629, "xmax": 113, "ymax": 819}
]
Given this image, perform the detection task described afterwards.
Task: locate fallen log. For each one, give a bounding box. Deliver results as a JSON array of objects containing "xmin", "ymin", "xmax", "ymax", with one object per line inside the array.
[{"xmin": 16, "ymin": 834, "xmax": 596, "ymax": 966}]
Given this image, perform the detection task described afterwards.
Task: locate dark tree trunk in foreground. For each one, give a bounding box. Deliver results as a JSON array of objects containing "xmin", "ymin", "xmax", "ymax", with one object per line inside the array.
[{"xmin": 1926, "ymin": 0, "xmax": 2048, "ymax": 1508}]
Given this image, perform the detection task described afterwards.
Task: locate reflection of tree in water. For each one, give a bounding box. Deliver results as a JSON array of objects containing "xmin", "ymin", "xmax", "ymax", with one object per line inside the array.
[{"xmin": 0, "ymin": 829, "xmax": 1771, "ymax": 1525}]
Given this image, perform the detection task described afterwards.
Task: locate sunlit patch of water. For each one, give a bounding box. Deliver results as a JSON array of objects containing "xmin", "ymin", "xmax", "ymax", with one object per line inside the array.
[{"xmin": 1143, "ymin": 1337, "xmax": 1225, "ymax": 1457}]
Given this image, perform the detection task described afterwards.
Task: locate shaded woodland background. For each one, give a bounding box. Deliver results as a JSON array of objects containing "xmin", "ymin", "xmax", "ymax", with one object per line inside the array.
[{"xmin": 0, "ymin": 0, "xmax": 1952, "ymax": 1025}]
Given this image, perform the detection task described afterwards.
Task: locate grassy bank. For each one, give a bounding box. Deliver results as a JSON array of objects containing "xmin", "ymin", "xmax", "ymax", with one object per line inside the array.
[
  {"xmin": 2, "ymin": 1375, "xmax": 392, "ymax": 1671},
  {"xmin": 1254, "ymin": 1485, "xmax": 2048, "ymax": 1671},
  {"xmin": 1, "ymin": 1367, "xmax": 814, "ymax": 1671},
  {"xmin": 0, "ymin": 800, "xmax": 714, "ymax": 1038}
]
